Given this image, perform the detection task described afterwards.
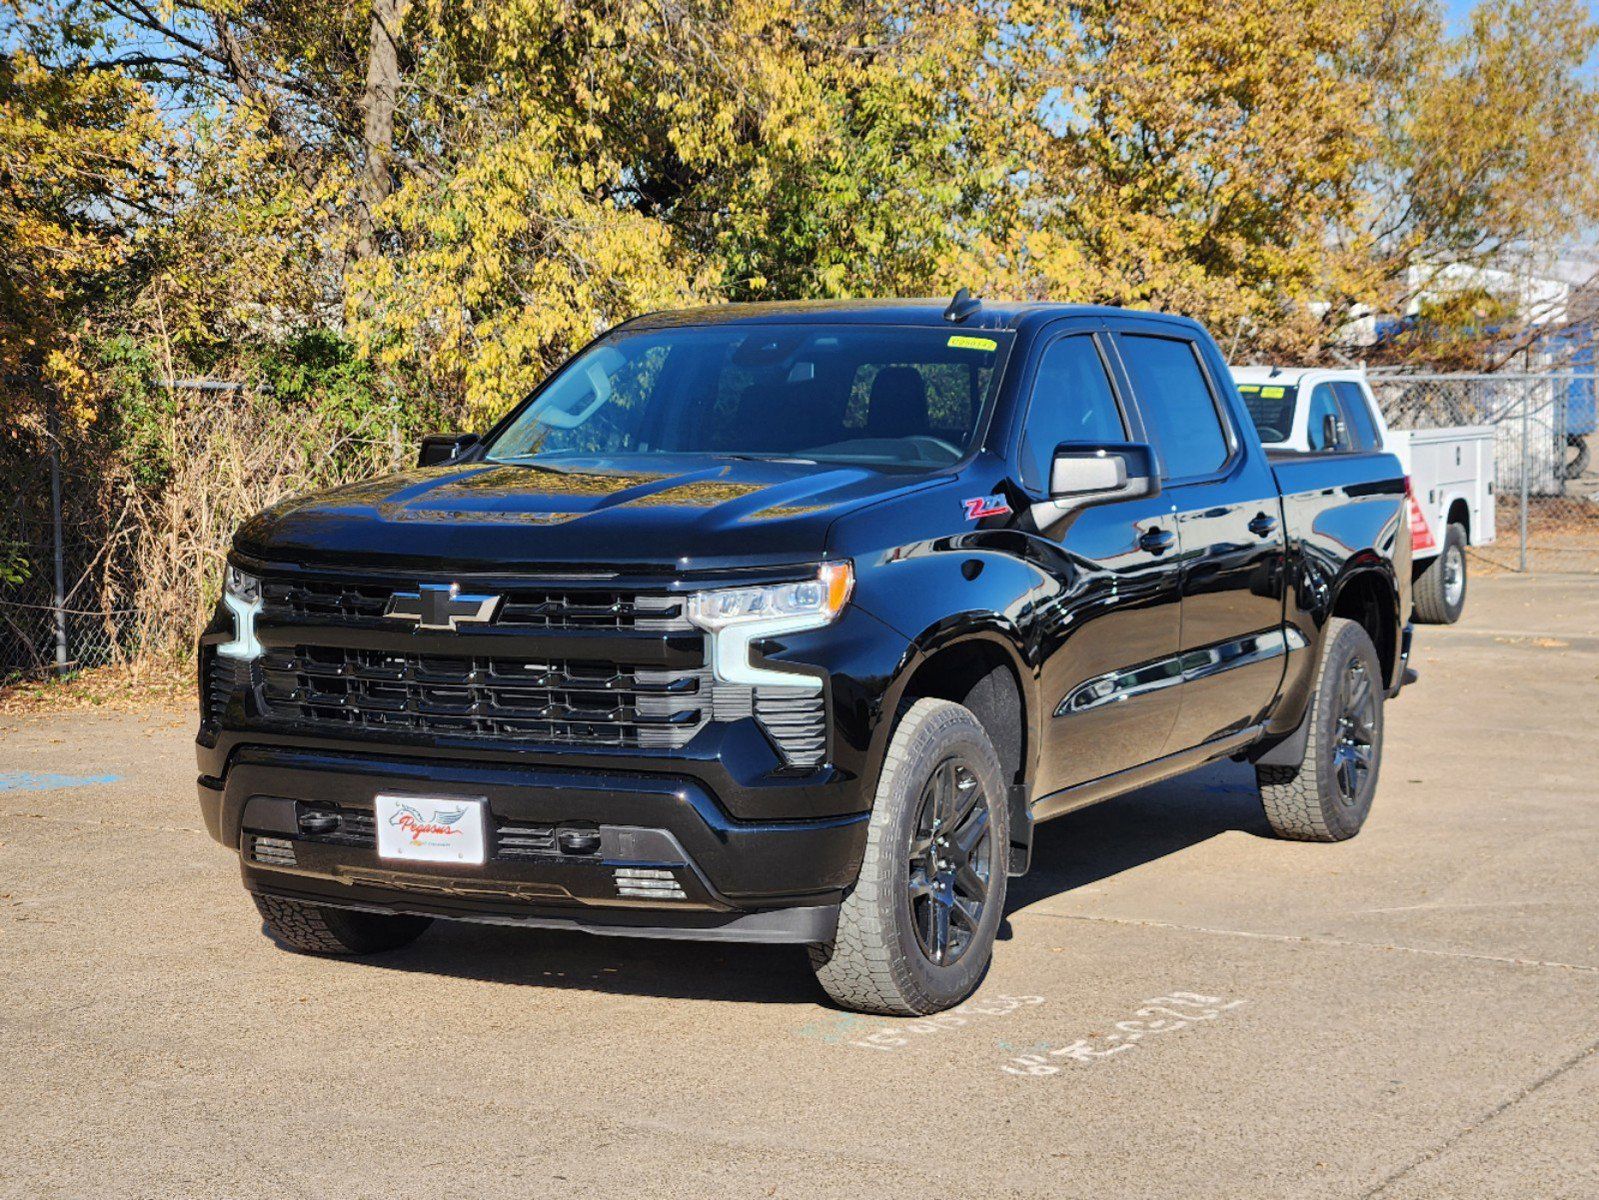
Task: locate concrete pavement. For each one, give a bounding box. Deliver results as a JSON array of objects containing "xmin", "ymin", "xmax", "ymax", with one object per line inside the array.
[{"xmin": 2, "ymin": 575, "xmax": 1596, "ymax": 1198}]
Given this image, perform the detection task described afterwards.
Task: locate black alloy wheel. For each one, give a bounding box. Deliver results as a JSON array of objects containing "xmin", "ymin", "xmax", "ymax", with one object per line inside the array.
[
  {"xmin": 1332, "ymin": 657, "xmax": 1377, "ymax": 806},
  {"xmin": 906, "ymin": 757, "xmax": 994, "ymax": 968}
]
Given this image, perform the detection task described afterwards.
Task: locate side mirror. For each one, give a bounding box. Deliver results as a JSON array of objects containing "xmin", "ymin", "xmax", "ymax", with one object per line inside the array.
[
  {"xmin": 1050, "ymin": 442, "xmax": 1160, "ymax": 503},
  {"xmin": 1322, "ymin": 413, "xmax": 1347, "ymax": 450},
  {"xmin": 418, "ymin": 432, "xmax": 480, "ymax": 467}
]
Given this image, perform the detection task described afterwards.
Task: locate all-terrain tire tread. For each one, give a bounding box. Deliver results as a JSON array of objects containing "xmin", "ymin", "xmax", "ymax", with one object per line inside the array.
[
  {"xmin": 809, "ymin": 698, "xmax": 1005, "ymax": 1016},
  {"xmin": 253, "ymin": 893, "xmax": 430, "ymax": 955},
  {"xmin": 1256, "ymin": 617, "xmax": 1380, "ymax": 843}
]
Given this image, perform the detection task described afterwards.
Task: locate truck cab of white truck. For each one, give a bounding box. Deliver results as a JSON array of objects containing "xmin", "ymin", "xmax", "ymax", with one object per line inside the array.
[{"xmin": 1232, "ymin": 366, "xmax": 1496, "ymax": 625}]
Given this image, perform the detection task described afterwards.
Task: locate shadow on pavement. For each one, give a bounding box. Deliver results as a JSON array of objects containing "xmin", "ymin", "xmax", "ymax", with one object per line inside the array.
[
  {"xmin": 262, "ymin": 762, "xmax": 1268, "ymax": 1004},
  {"xmin": 1003, "ymin": 760, "xmax": 1269, "ymax": 922}
]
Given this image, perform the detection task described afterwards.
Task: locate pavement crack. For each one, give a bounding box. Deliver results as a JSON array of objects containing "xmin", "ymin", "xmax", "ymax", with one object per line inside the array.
[
  {"xmin": 1025, "ymin": 911, "xmax": 1599, "ymax": 974},
  {"xmin": 1359, "ymin": 1037, "xmax": 1599, "ymax": 1198}
]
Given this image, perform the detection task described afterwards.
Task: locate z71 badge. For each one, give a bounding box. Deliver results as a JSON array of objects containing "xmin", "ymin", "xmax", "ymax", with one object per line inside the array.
[{"xmin": 963, "ymin": 495, "xmax": 1012, "ymax": 520}]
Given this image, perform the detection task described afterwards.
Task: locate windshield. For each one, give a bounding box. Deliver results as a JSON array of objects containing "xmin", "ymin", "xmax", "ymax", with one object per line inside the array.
[
  {"xmin": 1234, "ymin": 382, "xmax": 1299, "ymax": 444},
  {"xmin": 484, "ymin": 324, "xmax": 1011, "ymax": 468}
]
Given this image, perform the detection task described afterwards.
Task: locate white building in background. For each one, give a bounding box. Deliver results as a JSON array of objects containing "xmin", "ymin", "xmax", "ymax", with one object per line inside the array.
[{"xmin": 1336, "ymin": 246, "xmax": 1599, "ymax": 348}]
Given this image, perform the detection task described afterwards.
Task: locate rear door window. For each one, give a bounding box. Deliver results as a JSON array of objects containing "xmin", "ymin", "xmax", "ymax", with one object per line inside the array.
[{"xmin": 1115, "ymin": 334, "xmax": 1230, "ymax": 479}]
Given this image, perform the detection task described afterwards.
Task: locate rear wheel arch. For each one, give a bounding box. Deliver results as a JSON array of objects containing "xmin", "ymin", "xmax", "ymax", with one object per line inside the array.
[
  {"xmin": 1445, "ymin": 497, "xmax": 1471, "ymax": 542},
  {"xmin": 1330, "ymin": 567, "xmax": 1400, "ymax": 687}
]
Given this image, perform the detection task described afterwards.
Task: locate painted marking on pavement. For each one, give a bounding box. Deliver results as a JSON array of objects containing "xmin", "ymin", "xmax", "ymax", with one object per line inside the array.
[
  {"xmin": 0, "ymin": 771, "xmax": 121, "ymax": 793},
  {"xmin": 999, "ymin": 991, "xmax": 1246, "ymax": 1076},
  {"xmin": 796, "ymin": 993, "xmax": 1046, "ymax": 1052}
]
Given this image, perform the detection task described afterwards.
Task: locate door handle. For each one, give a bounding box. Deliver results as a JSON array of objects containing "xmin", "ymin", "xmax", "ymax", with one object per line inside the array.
[
  {"xmin": 1247, "ymin": 512, "xmax": 1278, "ymax": 538},
  {"xmin": 1139, "ymin": 527, "xmax": 1176, "ymax": 554}
]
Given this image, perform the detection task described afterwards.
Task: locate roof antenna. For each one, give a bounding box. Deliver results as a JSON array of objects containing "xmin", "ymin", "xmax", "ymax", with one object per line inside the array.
[{"xmin": 943, "ymin": 287, "xmax": 981, "ymax": 323}]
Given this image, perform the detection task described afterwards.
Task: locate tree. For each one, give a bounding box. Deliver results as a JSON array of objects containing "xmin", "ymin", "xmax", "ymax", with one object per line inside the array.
[
  {"xmin": 0, "ymin": 9, "xmax": 165, "ymax": 426},
  {"xmin": 1345, "ymin": 0, "xmax": 1599, "ymax": 361}
]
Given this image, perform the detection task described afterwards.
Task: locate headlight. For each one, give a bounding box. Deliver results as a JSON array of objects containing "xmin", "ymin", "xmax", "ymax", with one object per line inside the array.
[
  {"xmin": 686, "ymin": 562, "xmax": 853, "ymax": 689},
  {"xmin": 686, "ymin": 562, "xmax": 853, "ymax": 632},
  {"xmin": 225, "ymin": 564, "xmax": 261, "ymax": 605}
]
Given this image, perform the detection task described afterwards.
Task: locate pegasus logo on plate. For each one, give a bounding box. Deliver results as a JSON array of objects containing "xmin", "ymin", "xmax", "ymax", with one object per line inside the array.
[
  {"xmin": 388, "ymin": 802, "xmax": 468, "ymax": 844},
  {"xmin": 384, "ymin": 583, "xmax": 501, "ymax": 631}
]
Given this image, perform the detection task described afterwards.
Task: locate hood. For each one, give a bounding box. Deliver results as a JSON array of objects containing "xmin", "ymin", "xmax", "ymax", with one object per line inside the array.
[{"xmin": 233, "ymin": 454, "xmax": 940, "ymax": 574}]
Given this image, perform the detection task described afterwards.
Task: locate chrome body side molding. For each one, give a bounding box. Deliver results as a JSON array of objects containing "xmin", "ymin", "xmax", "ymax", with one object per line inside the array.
[{"xmin": 1055, "ymin": 626, "xmax": 1307, "ymax": 718}]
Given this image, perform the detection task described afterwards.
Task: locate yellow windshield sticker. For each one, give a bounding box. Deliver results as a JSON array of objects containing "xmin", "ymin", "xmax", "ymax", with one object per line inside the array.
[
  {"xmin": 948, "ymin": 335, "xmax": 998, "ymax": 351},
  {"xmin": 1237, "ymin": 384, "xmax": 1261, "ymax": 393},
  {"xmin": 1260, "ymin": 386, "xmax": 1286, "ymax": 398}
]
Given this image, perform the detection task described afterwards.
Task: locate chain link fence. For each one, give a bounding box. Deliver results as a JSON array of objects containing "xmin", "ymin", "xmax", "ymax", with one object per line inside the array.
[
  {"xmin": 1367, "ymin": 371, "xmax": 1599, "ymax": 573},
  {"xmin": 1, "ymin": 434, "xmax": 140, "ymax": 682}
]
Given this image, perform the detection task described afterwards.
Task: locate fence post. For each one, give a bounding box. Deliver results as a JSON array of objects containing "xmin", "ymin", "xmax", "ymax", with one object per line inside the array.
[
  {"xmin": 1519, "ymin": 386, "xmax": 1531, "ymax": 573},
  {"xmin": 46, "ymin": 401, "xmax": 68, "ymax": 672}
]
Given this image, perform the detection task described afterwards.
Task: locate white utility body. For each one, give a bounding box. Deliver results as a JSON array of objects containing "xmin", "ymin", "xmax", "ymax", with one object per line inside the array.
[{"xmin": 1231, "ymin": 366, "xmax": 1496, "ymax": 623}]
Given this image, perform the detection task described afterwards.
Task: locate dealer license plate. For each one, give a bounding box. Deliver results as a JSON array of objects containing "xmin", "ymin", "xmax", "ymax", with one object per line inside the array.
[{"xmin": 374, "ymin": 794, "xmax": 487, "ymax": 865}]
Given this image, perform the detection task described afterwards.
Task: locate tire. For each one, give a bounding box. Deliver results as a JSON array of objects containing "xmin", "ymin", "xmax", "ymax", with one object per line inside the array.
[
  {"xmin": 254, "ymin": 894, "xmax": 432, "ymax": 955},
  {"xmin": 1564, "ymin": 434, "xmax": 1589, "ymax": 481},
  {"xmin": 1256, "ymin": 617, "xmax": 1384, "ymax": 842},
  {"xmin": 809, "ymin": 698, "xmax": 1009, "ymax": 1016},
  {"xmin": 1413, "ymin": 523, "xmax": 1467, "ymax": 624}
]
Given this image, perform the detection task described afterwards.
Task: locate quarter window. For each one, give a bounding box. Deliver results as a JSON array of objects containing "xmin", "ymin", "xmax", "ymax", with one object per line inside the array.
[{"xmin": 1116, "ymin": 335, "xmax": 1229, "ymax": 479}]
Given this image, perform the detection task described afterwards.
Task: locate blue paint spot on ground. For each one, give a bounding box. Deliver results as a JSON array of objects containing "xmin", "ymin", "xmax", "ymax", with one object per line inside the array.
[{"xmin": 0, "ymin": 771, "xmax": 122, "ymax": 793}]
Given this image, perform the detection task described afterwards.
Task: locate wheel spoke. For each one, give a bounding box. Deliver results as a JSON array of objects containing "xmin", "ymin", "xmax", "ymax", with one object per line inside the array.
[
  {"xmin": 951, "ymin": 896, "xmax": 982, "ymax": 931},
  {"xmin": 1348, "ymin": 668, "xmax": 1371, "ymax": 715},
  {"xmin": 907, "ymin": 869, "xmax": 934, "ymax": 901},
  {"xmin": 931, "ymin": 896, "xmax": 951, "ymax": 963},
  {"xmin": 953, "ymin": 804, "xmax": 990, "ymax": 859},
  {"xmin": 951, "ymin": 769, "xmax": 981, "ymax": 826},
  {"xmin": 954, "ymin": 861, "xmax": 988, "ymax": 903}
]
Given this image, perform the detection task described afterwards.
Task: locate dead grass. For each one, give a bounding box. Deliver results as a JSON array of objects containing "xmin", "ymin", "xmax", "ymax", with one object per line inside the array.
[{"xmin": 0, "ymin": 661, "xmax": 192, "ymax": 716}]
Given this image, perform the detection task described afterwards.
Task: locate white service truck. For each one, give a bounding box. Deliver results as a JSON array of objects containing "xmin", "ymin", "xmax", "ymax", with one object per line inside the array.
[{"xmin": 1232, "ymin": 366, "xmax": 1495, "ymax": 625}]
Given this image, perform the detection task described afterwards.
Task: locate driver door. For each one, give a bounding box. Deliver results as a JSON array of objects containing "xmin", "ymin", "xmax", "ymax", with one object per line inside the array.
[{"xmin": 1025, "ymin": 324, "xmax": 1186, "ymax": 797}]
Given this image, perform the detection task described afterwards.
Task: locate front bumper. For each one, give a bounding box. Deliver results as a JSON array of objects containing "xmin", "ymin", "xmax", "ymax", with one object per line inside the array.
[{"xmin": 199, "ymin": 745, "xmax": 867, "ymax": 944}]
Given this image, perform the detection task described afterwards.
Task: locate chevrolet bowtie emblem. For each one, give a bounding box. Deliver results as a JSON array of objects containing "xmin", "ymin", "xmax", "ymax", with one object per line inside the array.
[{"xmin": 384, "ymin": 583, "xmax": 502, "ymax": 631}]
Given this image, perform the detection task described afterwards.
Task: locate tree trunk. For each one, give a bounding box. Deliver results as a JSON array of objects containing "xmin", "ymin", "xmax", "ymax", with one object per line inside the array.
[{"xmin": 355, "ymin": 0, "xmax": 411, "ymax": 260}]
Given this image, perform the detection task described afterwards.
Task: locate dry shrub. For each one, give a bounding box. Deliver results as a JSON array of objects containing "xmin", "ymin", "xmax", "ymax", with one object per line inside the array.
[{"xmin": 100, "ymin": 390, "xmax": 411, "ymax": 663}]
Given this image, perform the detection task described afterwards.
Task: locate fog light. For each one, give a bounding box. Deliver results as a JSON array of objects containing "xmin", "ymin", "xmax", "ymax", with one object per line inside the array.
[
  {"xmin": 614, "ymin": 866, "xmax": 686, "ymax": 900},
  {"xmin": 249, "ymin": 835, "xmax": 296, "ymax": 867}
]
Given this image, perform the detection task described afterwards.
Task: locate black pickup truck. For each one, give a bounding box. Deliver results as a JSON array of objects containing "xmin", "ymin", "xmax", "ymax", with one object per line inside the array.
[{"xmin": 198, "ymin": 295, "xmax": 1412, "ymax": 1015}]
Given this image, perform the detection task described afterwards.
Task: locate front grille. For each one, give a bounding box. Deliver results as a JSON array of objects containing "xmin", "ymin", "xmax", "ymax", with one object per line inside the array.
[
  {"xmin": 259, "ymin": 577, "xmax": 691, "ymax": 632},
  {"xmin": 291, "ymin": 806, "xmax": 589, "ymax": 863},
  {"xmin": 298, "ymin": 803, "xmax": 375, "ymax": 846},
  {"xmin": 258, "ymin": 646, "xmax": 708, "ymax": 748},
  {"xmin": 495, "ymin": 822, "xmax": 557, "ymax": 859}
]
